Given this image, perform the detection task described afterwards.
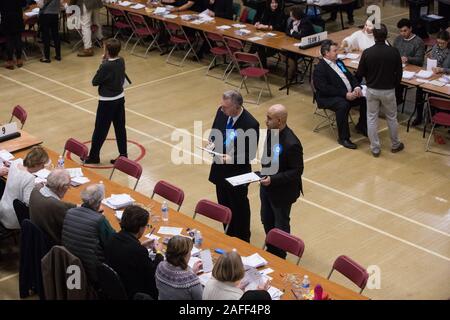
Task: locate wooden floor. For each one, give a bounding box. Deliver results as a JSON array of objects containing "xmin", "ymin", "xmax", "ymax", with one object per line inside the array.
[{"xmin": 0, "ymin": 3, "xmax": 449, "ymax": 300}]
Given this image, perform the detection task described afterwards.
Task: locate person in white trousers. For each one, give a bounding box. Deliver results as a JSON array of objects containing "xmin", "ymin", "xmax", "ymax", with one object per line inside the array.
[{"xmin": 76, "ymin": 0, "xmax": 103, "ymax": 57}]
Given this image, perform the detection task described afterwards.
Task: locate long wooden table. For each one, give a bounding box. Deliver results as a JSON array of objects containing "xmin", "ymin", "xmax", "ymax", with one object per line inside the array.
[
  {"xmin": 12, "ymin": 144, "xmax": 367, "ymax": 300},
  {"xmin": 0, "ymin": 131, "xmax": 42, "ymax": 153}
]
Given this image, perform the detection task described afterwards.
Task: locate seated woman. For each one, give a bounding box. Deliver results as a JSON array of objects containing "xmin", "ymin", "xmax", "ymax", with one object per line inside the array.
[
  {"xmin": 0, "ymin": 146, "xmax": 49, "ymax": 229},
  {"xmin": 204, "ymin": 0, "xmax": 233, "ymax": 19},
  {"xmin": 341, "ymin": 19, "xmax": 375, "ymax": 52},
  {"xmin": 253, "ymin": 0, "xmax": 286, "ymax": 68},
  {"xmin": 413, "ymin": 30, "xmax": 450, "ymax": 126},
  {"xmin": 155, "ymin": 235, "xmax": 203, "ymax": 300},
  {"xmin": 203, "ymin": 250, "xmax": 270, "ymax": 300},
  {"xmin": 284, "ymin": 6, "xmax": 315, "ymax": 82}
]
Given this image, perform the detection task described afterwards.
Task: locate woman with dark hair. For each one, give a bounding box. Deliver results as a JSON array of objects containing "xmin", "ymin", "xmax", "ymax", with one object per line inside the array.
[
  {"xmin": 155, "ymin": 235, "xmax": 203, "ymax": 300},
  {"xmin": 0, "ymin": 0, "xmax": 27, "ymax": 69}
]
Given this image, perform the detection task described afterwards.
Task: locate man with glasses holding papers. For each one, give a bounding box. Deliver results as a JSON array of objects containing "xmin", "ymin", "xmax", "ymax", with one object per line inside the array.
[
  {"xmin": 259, "ymin": 104, "xmax": 303, "ymax": 259},
  {"xmin": 207, "ymin": 90, "xmax": 259, "ymax": 243}
]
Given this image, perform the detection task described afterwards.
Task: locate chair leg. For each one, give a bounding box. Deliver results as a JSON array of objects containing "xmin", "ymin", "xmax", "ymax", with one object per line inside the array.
[
  {"xmin": 401, "ymin": 87, "xmax": 408, "ymax": 113},
  {"xmin": 264, "ymin": 74, "xmax": 272, "ymax": 97},
  {"xmin": 165, "ymin": 44, "xmax": 178, "ymax": 64},
  {"xmin": 123, "ymin": 31, "xmax": 135, "ymax": 50},
  {"xmin": 130, "ymin": 37, "xmax": 142, "ymax": 56},
  {"xmin": 206, "ymin": 56, "xmax": 217, "ymax": 76},
  {"xmin": 425, "ymin": 123, "xmax": 436, "ymax": 152},
  {"xmin": 242, "ymin": 77, "xmax": 249, "ymax": 94},
  {"xmin": 327, "ymin": 268, "xmax": 334, "ymax": 280}
]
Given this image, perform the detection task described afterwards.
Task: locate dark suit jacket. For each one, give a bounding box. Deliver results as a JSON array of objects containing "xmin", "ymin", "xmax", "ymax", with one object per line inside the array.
[
  {"xmin": 104, "ymin": 231, "xmax": 164, "ymax": 300},
  {"xmin": 0, "ymin": 0, "xmax": 26, "ymax": 35},
  {"xmin": 209, "ymin": 107, "xmax": 260, "ymax": 185},
  {"xmin": 206, "ymin": 0, "xmax": 233, "ymax": 20},
  {"xmin": 261, "ymin": 126, "xmax": 303, "ymax": 206},
  {"xmin": 285, "ymin": 17, "xmax": 315, "ymax": 40},
  {"xmin": 313, "ymin": 58, "xmax": 361, "ymax": 105}
]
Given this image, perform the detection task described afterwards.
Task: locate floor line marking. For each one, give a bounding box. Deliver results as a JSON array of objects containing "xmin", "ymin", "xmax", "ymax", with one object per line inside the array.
[{"xmin": 0, "ymin": 273, "xmax": 19, "ymax": 283}]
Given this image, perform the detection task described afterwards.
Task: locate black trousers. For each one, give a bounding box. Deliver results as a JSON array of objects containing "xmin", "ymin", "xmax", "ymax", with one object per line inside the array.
[
  {"xmin": 260, "ymin": 187, "xmax": 292, "ymax": 259},
  {"xmin": 215, "ymin": 182, "xmax": 251, "ymax": 242},
  {"xmin": 89, "ymin": 97, "xmax": 128, "ymax": 160},
  {"xmin": 39, "ymin": 14, "xmax": 60, "ymax": 60},
  {"xmin": 319, "ymin": 96, "xmax": 367, "ymax": 140},
  {"xmin": 6, "ymin": 33, "xmax": 22, "ymax": 60},
  {"xmin": 323, "ymin": 2, "xmax": 354, "ymax": 21}
]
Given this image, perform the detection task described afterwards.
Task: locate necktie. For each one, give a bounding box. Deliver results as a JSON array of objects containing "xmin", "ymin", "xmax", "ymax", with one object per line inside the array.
[{"xmin": 226, "ymin": 117, "xmax": 234, "ymax": 130}]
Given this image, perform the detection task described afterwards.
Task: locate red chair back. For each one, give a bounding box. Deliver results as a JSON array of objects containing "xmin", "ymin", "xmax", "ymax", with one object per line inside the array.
[
  {"xmin": 164, "ymin": 21, "xmax": 182, "ymax": 32},
  {"xmin": 265, "ymin": 228, "xmax": 305, "ymax": 264},
  {"xmin": 110, "ymin": 157, "xmax": 143, "ymax": 190},
  {"xmin": 64, "ymin": 138, "xmax": 88, "ymax": 162},
  {"xmin": 429, "ymin": 97, "xmax": 450, "ymax": 112},
  {"xmin": 205, "ymin": 31, "xmax": 224, "ymax": 43},
  {"xmin": 108, "ymin": 7, "xmax": 127, "ymax": 18},
  {"xmin": 224, "ymin": 36, "xmax": 244, "ymax": 51},
  {"xmin": 329, "ymin": 255, "xmax": 369, "ymax": 293},
  {"xmin": 234, "ymin": 52, "xmax": 261, "ymax": 65},
  {"xmin": 10, "ymin": 105, "xmax": 27, "ymax": 128},
  {"xmin": 194, "ymin": 199, "xmax": 232, "ymax": 232},
  {"xmin": 128, "ymin": 12, "xmax": 146, "ymax": 25},
  {"xmin": 24, "ymin": 16, "xmax": 38, "ymax": 28},
  {"xmin": 152, "ymin": 180, "xmax": 185, "ymax": 211}
]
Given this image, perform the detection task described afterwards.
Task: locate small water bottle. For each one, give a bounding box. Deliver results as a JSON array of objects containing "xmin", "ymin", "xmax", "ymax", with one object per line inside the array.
[
  {"xmin": 161, "ymin": 201, "xmax": 169, "ymax": 222},
  {"xmin": 57, "ymin": 155, "xmax": 65, "ymax": 169},
  {"xmin": 194, "ymin": 230, "xmax": 203, "ymax": 248},
  {"xmin": 301, "ymin": 275, "xmax": 310, "ymax": 296}
]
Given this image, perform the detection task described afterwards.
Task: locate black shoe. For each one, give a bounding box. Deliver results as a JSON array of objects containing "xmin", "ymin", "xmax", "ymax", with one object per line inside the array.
[
  {"xmin": 110, "ymin": 155, "xmax": 128, "ymax": 165},
  {"xmin": 54, "ymin": 56, "xmax": 61, "ymax": 61},
  {"xmin": 338, "ymin": 139, "xmax": 357, "ymax": 149},
  {"xmin": 85, "ymin": 157, "xmax": 100, "ymax": 164},
  {"xmin": 411, "ymin": 117, "xmax": 422, "ymax": 127},
  {"xmin": 40, "ymin": 58, "xmax": 51, "ymax": 63},
  {"xmin": 391, "ymin": 142, "xmax": 405, "ymax": 153}
]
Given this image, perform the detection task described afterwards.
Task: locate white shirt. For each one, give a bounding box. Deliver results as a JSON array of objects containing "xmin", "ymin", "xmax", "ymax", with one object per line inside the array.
[
  {"xmin": 203, "ymin": 278, "xmax": 244, "ymax": 300},
  {"xmin": 324, "ymin": 58, "xmax": 352, "ymax": 92},
  {"xmin": 343, "ymin": 30, "xmax": 375, "ymax": 51},
  {"xmin": 0, "ymin": 164, "xmax": 35, "ymax": 229}
]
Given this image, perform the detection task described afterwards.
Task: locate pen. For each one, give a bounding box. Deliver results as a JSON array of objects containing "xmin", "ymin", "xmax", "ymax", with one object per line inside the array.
[{"xmin": 149, "ymin": 227, "xmax": 155, "ymax": 236}]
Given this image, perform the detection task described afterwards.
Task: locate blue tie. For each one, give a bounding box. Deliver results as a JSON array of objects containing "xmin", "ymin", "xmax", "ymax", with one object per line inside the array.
[{"xmin": 226, "ymin": 117, "xmax": 234, "ymax": 130}]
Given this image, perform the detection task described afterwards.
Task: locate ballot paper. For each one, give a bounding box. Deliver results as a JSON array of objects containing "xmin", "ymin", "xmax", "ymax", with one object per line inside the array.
[
  {"xmin": 248, "ymin": 36, "xmax": 263, "ymax": 42},
  {"xmin": 35, "ymin": 177, "xmax": 47, "ymax": 185},
  {"xmin": 70, "ymin": 176, "xmax": 90, "ymax": 186},
  {"xmin": 241, "ymin": 253, "xmax": 268, "ymax": 269},
  {"xmin": 0, "ymin": 150, "xmax": 14, "ymax": 161},
  {"xmin": 235, "ymin": 29, "xmax": 251, "ymax": 36},
  {"xmin": 226, "ymin": 172, "xmax": 261, "ymax": 187},
  {"xmin": 34, "ymin": 168, "xmax": 51, "ymax": 180},
  {"xmin": 429, "ymin": 80, "xmax": 446, "ymax": 87},
  {"xmin": 416, "ymin": 70, "xmax": 433, "ymax": 79},
  {"xmin": 361, "ymin": 85, "xmax": 367, "ymax": 98},
  {"xmin": 157, "ymin": 226, "xmax": 183, "ymax": 236},
  {"xmin": 242, "ymin": 268, "xmax": 264, "ymax": 290},
  {"xmin": 145, "ymin": 233, "xmax": 161, "ymax": 241},
  {"xmin": 115, "ymin": 210, "xmax": 123, "ymax": 220},
  {"xmin": 191, "ymin": 246, "xmax": 201, "ymax": 257},
  {"xmin": 66, "ymin": 167, "xmax": 83, "ymax": 178},
  {"xmin": 188, "ymin": 256, "xmax": 202, "ymax": 269},
  {"xmin": 349, "ymin": 60, "xmax": 359, "ymax": 65},
  {"xmin": 438, "ymin": 77, "xmax": 450, "ymax": 84},
  {"xmin": 216, "ymin": 25, "xmax": 231, "ymax": 30},
  {"xmin": 180, "ymin": 14, "xmax": 194, "ymax": 20},
  {"xmin": 427, "ymin": 58, "xmax": 437, "ymax": 71},
  {"xmin": 199, "ymin": 272, "xmax": 212, "ymax": 286},
  {"xmin": 259, "ymin": 268, "xmax": 274, "ymax": 276},
  {"xmin": 163, "ymin": 14, "xmax": 177, "ymax": 19},
  {"xmin": 154, "ymin": 7, "xmax": 168, "ymax": 14},
  {"xmin": 268, "ymin": 286, "xmax": 284, "ymax": 300},
  {"xmin": 118, "ymin": 1, "xmax": 132, "ymax": 7},
  {"xmin": 25, "ymin": 11, "xmax": 38, "ymax": 17},
  {"xmin": 402, "ymin": 71, "xmax": 416, "ymax": 80},
  {"xmin": 102, "ymin": 194, "xmax": 135, "ymax": 209},
  {"xmin": 130, "ymin": 3, "xmax": 146, "ymax": 9},
  {"xmin": 232, "ymin": 23, "xmax": 246, "ymax": 28},
  {"xmin": 416, "ymin": 78, "xmax": 430, "ymax": 83},
  {"xmin": 200, "ymin": 250, "xmax": 214, "ymax": 273},
  {"xmin": 337, "ymin": 53, "xmax": 359, "ymax": 60}
]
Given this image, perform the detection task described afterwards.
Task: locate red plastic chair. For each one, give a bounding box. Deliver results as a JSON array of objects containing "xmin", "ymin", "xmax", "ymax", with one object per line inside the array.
[
  {"xmin": 327, "ymin": 255, "xmax": 369, "ymax": 294},
  {"xmin": 423, "ymin": 37, "xmax": 437, "ymax": 53},
  {"xmin": 109, "ymin": 156, "xmax": 143, "ymax": 190},
  {"xmin": 203, "ymin": 31, "xmax": 230, "ymax": 79},
  {"xmin": 22, "ymin": 15, "xmax": 41, "ymax": 58},
  {"xmin": 164, "ymin": 21, "xmax": 198, "ymax": 66},
  {"xmin": 425, "ymin": 97, "xmax": 450, "ymax": 154},
  {"xmin": 263, "ymin": 228, "xmax": 305, "ymax": 265},
  {"xmin": 233, "ymin": 51, "xmax": 272, "ymax": 105},
  {"xmin": 127, "ymin": 12, "xmax": 161, "ymax": 57},
  {"xmin": 62, "ymin": 138, "xmax": 89, "ymax": 163},
  {"xmin": 151, "ymin": 180, "xmax": 185, "ymax": 211},
  {"xmin": 107, "ymin": 7, "xmax": 134, "ymax": 49},
  {"xmin": 9, "ymin": 105, "xmax": 27, "ymax": 129},
  {"xmin": 193, "ymin": 199, "xmax": 232, "ymax": 233},
  {"xmin": 223, "ymin": 36, "xmax": 244, "ymax": 82}
]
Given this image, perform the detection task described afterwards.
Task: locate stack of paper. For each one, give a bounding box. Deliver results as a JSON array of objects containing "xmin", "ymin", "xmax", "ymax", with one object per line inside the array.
[
  {"xmin": 235, "ymin": 29, "xmax": 251, "ymax": 36},
  {"xmin": 118, "ymin": 1, "xmax": 132, "ymax": 6},
  {"xmin": 226, "ymin": 172, "xmax": 261, "ymax": 187},
  {"xmin": 242, "ymin": 268, "xmax": 264, "ymax": 290},
  {"xmin": 402, "ymin": 71, "xmax": 416, "ymax": 80},
  {"xmin": 0, "ymin": 150, "xmax": 14, "ymax": 162},
  {"xmin": 216, "ymin": 25, "xmax": 231, "ymax": 30},
  {"xmin": 232, "ymin": 23, "xmax": 246, "ymax": 28},
  {"xmin": 157, "ymin": 226, "xmax": 183, "ymax": 236},
  {"xmin": 180, "ymin": 14, "xmax": 194, "ymax": 21},
  {"xmin": 416, "ymin": 70, "xmax": 433, "ymax": 79},
  {"xmin": 199, "ymin": 272, "xmax": 212, "ymax": 286},
  {"xmin": 130, "ymin": 3, "xmax": 146, "ymax": 9},
  {"xmin": 102, "ymin": 194, "xmax": 135, "ymax": 209},
  {"xmin": 70, "ymin": 176, "xmax": 90, "ymax": 186},
  {"xmin": 34, "ymin": 168, "xmax": 51, "ymax": 180},
  {"xmin": 268, "ymin": 286, "xmax": 284, "ymax": 300},
  {"xmin": 241, "ymin": 253, "xmax": 268, "ymax": 269},
  {"xmin": 337, "ymin": 53, "xmax": 359, "ymax": 60},
  {"xmin": 66, "ymin": 168, "xmax": 83, "ymax": 178}
]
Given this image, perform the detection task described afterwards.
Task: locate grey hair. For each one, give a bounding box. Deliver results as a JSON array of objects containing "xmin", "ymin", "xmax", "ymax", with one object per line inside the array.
[
  {"xmin": 222, "ymin": 90, "xmax": 243, "ymax": 108},
  {"xmin": 46, "ymin": 169, "xmax": 71, "ymax": 191},
  {"xmin": 80, "ymin": 184, "xmax": 105, "ymax": 210}
]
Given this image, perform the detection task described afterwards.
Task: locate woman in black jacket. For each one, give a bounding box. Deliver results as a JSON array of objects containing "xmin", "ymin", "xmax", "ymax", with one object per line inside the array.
[{"xmin": 0, "ymin": 0, "xmax": 27, "ymax": 69}]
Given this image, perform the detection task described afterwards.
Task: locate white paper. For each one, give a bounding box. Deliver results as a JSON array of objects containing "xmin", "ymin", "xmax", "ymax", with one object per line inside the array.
[
  {"xmin": 241, "ymin": 253, "xmax": 268, "ymax": 269},
  {"xmin": 416, "ymin": 70, "xmax": 433, "ymax": 79},
  {"xmin": 154, "ymin": 7, "xmax": 168, "ymax": 14},
  {"xmin": 118, "ymin": 1, "xmax": 132, "ymax": 7},
  {"xmin": 265, "ymin": 32, "xmax": 276, "ymax": 37},
  {"xmin": 293, "ymin": 42, "xmax": 302, "ymax": 47},
  {"xmin": 32, "ymin": 7, "xmax": 40, "ymax": 13},
  {"xmin": 199, "ymin": 272, "xmax": 212, "ymax": 286},
  {"xmin": 416, "ymin": 78, "xmax": 430, "ymax": 83},
  {"xmin": 157, "ymin": 226, "xmax": 183, "ymax": 236},
  {"xmin": 429, "ymin": 80, "xmax": 446, "ymax": 87},
  {"xmin": 35, "ymin": 177, "xmax": 47, "ymax": 185},
  {"xmin": 0, "ymin": 150, "xmax": 14, "ymax": 161},
  {"xmin": 345, "ymin": 53, "xmax": 360, "ymax": 60},
  {"xmin": 188, "ymin": 256, "xmax": 202, "ymax": 269},
  {"xmin": 25, "ymin": 12, "xmax": 38, "ymax": 17},
  {"xmin": 145, "ymin": 233, "xmax": 161, "ymax": 241},
  {"xmin": 102, "ymin": 194, "xmax": 135, "ymax": 209},
  {"xmin": 349, "ymin": 60, "xmax": 359, "ymax": 65},
  {"xmin": 200, "ymin": 250, "xmax": 214, "ymax": 273},
  {"xmin": 191, "ymin": 246, "xmax": 201, "ymax": 257},
  {"xmin": 66, "ymin": 167, "xmax": 83, "ymax": 178},
  {"xmin": 235, "ymin": 29, "xmax": 251, "ymax": 35},
  {"xmin": 180, "ymin": 14, "xmax": 194, "ymax": 20},
  {"xmin": 361, "ymin": 84, "xmax": 367, "ymax": 97},
  {"xmin": 115, "ymin": 210, "xmax": 123, "ymax": 220},
  {"xmin": 216, "ymin": 25, "xmax": 231, "ymax": 30},
  {"xmin": 242, "ymin": 268, "xmax": 264, "ymax": 290},
  {"xmin": 248, "ymin": 36, "xmax": 263, "ymax": 42},
  {"xmin": 259, "ymin": 268, "xmax": 274, "ymax": 276},
  {"xmin": 10, "ymin": 158, "xmax": 23, "ymax": 166},
  {"xmin": 163, "ymin": 14, "xmax": 178, "ymax": 19},
  {"xmin": 427, "ymin": 58, "xmax": 437, "ymax": 71},
  {"xmin": 426, "ymin": 14, "xmax": 444, "ymax": 19},
  {"xmin": 226, "ymin": 172, "xmax": 261, "ymax": 187},
  {"xmin": 130, "ymin": 3, "xmax": 145, "ymax": 9},
  {"xmin": 34, "ymin": 168, "xmax": 51, "ymax": 179},
  {"xmin": 71, "ymin": 176, "xmax": 90, "ymax": 186},
  {"xmin": 402, "ymin": 71, "xmax": 416, "ymax": 80},
  {"xmin": 232, "ymin": 24, "xmax": 246, "ymax": 28},
  {"xmin": 438, "ymin": 77, "xmax": 450, "ymax": 84},
  {"xmin": 268, "ymin": 286, "xmax": 284, "ymax": 300}
]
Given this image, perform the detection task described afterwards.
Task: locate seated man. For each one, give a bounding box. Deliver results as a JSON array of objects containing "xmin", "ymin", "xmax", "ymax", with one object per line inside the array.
[
  {"xmin": 29, "ymin": 169, "xmax": 76, "ymax": 245},
  {"xmin": 105, "ymin": 205, "xmax": 164, "ymax": 300},
  {"xmin": 312, "ymin": 40, "xmax": 367, "ymax": 149},
  {"xmin": 62, "ymin": 183, "xmax": 115, "ymax": 283}
]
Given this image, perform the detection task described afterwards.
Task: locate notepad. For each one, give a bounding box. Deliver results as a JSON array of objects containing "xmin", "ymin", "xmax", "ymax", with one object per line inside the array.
[
  {"xmin": 102, "ymin": 194, "xmax": 135, "ymax": 209},
  {"xmin": 0, "ymin": 150, "xmax": 14, "ymax": 161},
  {"xmin": 416, "ymin": 70, "xmax": 433, "ymax": 79},
  {"xmin": 157, "ymin": 226, "xmax": 183, "ymax": 236},
  {"xmin": 130, "ymin": 3, "xmax": 145, "ymax": 9},
  {"xmin": 402, "ymin": 71, "xmax": 416, "ymax": 80},
  {"xmin": 241, "ymin": 253, "xmax": 268, "ymax": 269},
  {"xmin": 226, "ymin": 172, "xmax": 261, "ymax": 187}
]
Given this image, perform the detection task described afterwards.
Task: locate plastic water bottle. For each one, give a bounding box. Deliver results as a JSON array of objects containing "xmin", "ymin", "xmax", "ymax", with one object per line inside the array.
[
  {"xmin": 57, "ymin": 155, "xmax": 65, "ymax": 169},
  {"xmin": 161, "ymin": 201, "xmax": 169, "ymax": 222},
  {"xmin": 194, "ymin": 230, "xmax": 203, "ymax": 248},
  {"xmin": 301, "ymin": 275, "xmax": 310, "ymax": 295}
]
